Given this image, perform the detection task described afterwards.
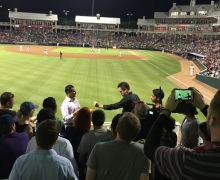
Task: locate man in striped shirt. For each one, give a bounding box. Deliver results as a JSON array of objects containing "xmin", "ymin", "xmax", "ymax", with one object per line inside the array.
[{"xmin": 144, "ymin": 87, "xmax": 220, "ymax": 180}]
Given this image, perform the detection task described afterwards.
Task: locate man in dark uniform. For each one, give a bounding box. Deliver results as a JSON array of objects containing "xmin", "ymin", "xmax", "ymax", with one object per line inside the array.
[
  {"xmin": 94, "ymin": 82, "xmax": 140, "ymax": 113},
  {"xmin": 60, "ymin": 52, "xmax": 63, "ymax": 60}
]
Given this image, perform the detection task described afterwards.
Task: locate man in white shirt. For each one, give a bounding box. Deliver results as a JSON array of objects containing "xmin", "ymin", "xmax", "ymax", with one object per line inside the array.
[
  {"xmin": 189, "ymin": 64, "xmax": 194, "ymax": 77},
  {"xmin": 60, "ymin": 85, "xmax": 80, "ymax": 124}
]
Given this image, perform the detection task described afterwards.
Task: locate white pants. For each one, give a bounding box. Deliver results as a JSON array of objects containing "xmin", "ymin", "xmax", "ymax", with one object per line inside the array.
[{"xmin": 190, "ymin": 70, "xmax": 193, "ymax": 76}]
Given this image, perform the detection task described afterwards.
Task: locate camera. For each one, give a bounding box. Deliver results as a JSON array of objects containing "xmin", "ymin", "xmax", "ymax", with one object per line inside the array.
[
  {"xmin": 175, "ymin": 89, "xmax": 193, "ymax": 101},
  {"xmin": 146, "ymin": 103, "xmax": 161, "ymax": 119}
]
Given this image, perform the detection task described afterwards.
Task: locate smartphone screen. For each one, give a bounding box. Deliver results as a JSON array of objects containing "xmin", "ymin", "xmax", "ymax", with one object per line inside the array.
[{"xmin": 175, "ymin": 89, "xmax": 193, "ymax": 101}]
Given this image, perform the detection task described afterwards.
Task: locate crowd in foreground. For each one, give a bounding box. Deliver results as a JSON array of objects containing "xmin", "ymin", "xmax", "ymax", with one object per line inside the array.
[{"xmin": 0, "ymin": 81, "xmax": 219, "ymax": 180}]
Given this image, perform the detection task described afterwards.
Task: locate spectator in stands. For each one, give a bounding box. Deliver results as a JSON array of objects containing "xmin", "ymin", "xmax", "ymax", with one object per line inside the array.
[
  {"xmin": 26, "ymin": 108, "xmax": 78, "ymax": 176},
  {"xmin": 132, "ymin": 101, "xmax": 153, "ymax": 141},
  {"xmin": 99, "ymin": 113, "xmax": 122, "ymax": 142},
  {"xmin": 151, "ymin": 88, "xmax": 165, "ymax": 108},
  {"xmin": 61, "ymin": 85, "xmax": 81, "ymax": 125},
  {"xmin": 0, "ymin": 92, "xmax": 16, "ymax": 138},
  {"xmin": 160, "ymin": 116, "xmax": 177, "ymax": 148},
  {"xmin": 193, "ymin": 122, "xmax": 211, "ymax": 152},
  {"xmin": 65, "ymin": 107, "xmax": 91, "ymax": 168},
  {"xmin": 0, "ymin": 114, "xmax": 29, "ymax": 179},
  {"xmin": 178, "ymin": 106, "xmax": 200, "ymax": 148},
  {"xmin": 154, "ymin": 116, "xmax": 177, "ymax": 180},
  {"xmin": 42, "ymin": 97, "xmax": 65, "ymax": 136},
  {"xmin": 77, "ymin": 110, "xmax": 111, "ymax": 180},
  {"xmin": 94, "ymin": 82, "xmax": 140, "ymax": 113},
  {"xmin": 16, "ymin": 101, "xmax": 38, "ymax": 140},
  {"xmin": 9, "ymin": 120, "xmax": 78, "ymax": 180},
  {"xmin": 144, "ymin": 87, "xmax": 220, "ymax": 180},
  {"xmin": 86, "ymin": 112, "xmax": 151, "ymax": 180},
  {"xmin": 0, "ymin": 92, "xmax": 16, "ymax": 117}
]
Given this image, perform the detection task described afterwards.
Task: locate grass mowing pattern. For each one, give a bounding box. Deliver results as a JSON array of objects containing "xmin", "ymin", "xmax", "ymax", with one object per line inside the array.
[{"xmin": 0, "ymin": 45, "xmax": 206, "ymax": 123}]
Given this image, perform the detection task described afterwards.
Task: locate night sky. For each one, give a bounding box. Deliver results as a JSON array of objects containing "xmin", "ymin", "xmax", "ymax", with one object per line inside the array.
[{"xmin": 0, "ymin": 0, "xmax": 217, "ymax": 21}]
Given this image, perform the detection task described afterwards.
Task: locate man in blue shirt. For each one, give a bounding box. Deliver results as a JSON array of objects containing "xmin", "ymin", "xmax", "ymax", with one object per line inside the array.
[{"xmin": 9, "ymin": 120, "xmax": 78, "ymax": 180}]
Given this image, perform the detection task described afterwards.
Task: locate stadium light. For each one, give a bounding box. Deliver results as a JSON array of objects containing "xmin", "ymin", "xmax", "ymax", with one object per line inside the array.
[
  {"xmin": 92, "ymin": 0, "xmax": 95, "ymax": 16},
  {"xmin": 63, "ymin": 10, "xmax": 69, "ymax": 26},
  {"xmin": 127, "ymin": 13, "xmax": 133, "ymax": 29}
]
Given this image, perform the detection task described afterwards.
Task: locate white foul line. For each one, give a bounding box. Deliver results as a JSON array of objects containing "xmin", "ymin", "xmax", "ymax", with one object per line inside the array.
[{"xmin": 129, "ymin": 51, "xmax": 212, "ymax": 101}]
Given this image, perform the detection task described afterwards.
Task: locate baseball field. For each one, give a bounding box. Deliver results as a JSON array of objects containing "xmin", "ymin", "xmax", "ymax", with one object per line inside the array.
[{"xmin": 0, "ymin": 45, "xmax": 217, "ymax": 123}]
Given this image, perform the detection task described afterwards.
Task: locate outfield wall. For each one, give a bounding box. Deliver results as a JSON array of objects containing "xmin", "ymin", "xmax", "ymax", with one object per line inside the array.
[{"xmin": 196, "ymin": 73, "xmax": 220, "ymax": 89}]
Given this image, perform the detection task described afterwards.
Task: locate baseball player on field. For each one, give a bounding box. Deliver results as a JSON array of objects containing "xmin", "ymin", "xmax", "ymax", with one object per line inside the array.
[
  {"xmin": 20, "ymin": 45, "xmax": 23, "ymax": 52},
  {"xmin": 45, "ymin": 48, "xmax": 48, "ymax": 55},
  {"xmin": 27, "ymin": 46, "xmax": 30, "ymax": 53}
]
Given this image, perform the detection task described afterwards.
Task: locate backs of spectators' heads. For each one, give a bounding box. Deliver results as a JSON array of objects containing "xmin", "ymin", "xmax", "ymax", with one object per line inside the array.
[
  {"xmin": 42, "ymin": 97, "xmax": 57, "ymax": 113},
  {"xmin": 37, "ymin": 108, "xmax": 55, "ymax": 124},
  {"xmin": 111, "ymin": 114, "xmax": 122, "ymax": 138},
  {"xmin": 74, "ymin": 107, "xmax": 91, "ymax": 134},
  {"xmin": 19, "ymin": 102, "xmax": 38, "ymax": 116},
  {"xmin": 36, "ymin": 120, "xmax": 59, "ymax": 149},
  {"xmin": 164, "ymin": 116, "xmax": 176, "ymax": 132},
  {"xmin": 199, "ymin": 122, "xmax": 211, "ymax": 142},
  {"xmin": 0, "ymin": 92, "xmax": 14, "ymax": 108},
  {"xmin": 92, "ymin": 110, "xmax": 105, "ymax": 126},
  {"xmin": 133, "ymin": 102, "xmax": 149, "ymax": 119},
  {"xmin": 116, "ymin": 112, "xmax": 141, "ymax": 142},
  {"xmin": 0, "ymin": 114, "xmax": 17, "ymax": 135}
]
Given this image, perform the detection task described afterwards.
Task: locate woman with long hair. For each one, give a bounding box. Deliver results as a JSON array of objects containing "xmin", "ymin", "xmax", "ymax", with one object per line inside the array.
[
  {"xmin": 65, "ymin": 107, "xmax": 91, "ymax": 168},
  {"xmin": 15, "ymin": 102, "xmax": 38, "ymax": 140}
]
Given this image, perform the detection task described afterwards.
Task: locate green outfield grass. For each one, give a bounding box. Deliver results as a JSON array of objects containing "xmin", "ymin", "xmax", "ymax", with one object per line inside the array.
[
  {"xmin": 0, "ymin": 45, "xmax": 206, "ymax": 123},
  {"xmin": 52, "ymin": 47, "xmax": 131, "ymax": 55}
]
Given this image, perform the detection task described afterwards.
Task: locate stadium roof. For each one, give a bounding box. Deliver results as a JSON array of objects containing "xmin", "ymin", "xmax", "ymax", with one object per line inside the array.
[
  {"xmin": 208, "ymin": 11, "xmax": 220, "ymax": 17},
  {"xmin": 175, "ymin": 5, "xmax": 212, "ymax": 12},
  {"xmin": 75, "ymin": 16, "xmax": 120, "ymax": 25},
  {"xmin": 154, "ymin": 12, "xmax": 169, "ymax": 19},
  {"xmin": 9, "ymin": 11, "xmax": 58, "ymax": 21},
  {"xmin": 137, "ymin": 19, "xmax": 155, "ymax": 25}
]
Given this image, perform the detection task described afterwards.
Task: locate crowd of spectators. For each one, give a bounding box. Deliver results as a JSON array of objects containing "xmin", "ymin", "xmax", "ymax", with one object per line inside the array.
[
  {"xmin": 0, "ymin": 29, "xmax": 25, "ymax": 43},
  {"xmin": 1, "ymin": 82, "xmax": 220, "ymax": 180}
]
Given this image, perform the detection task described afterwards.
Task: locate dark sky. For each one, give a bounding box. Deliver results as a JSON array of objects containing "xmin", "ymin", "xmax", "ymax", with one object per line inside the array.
[{"xmin": 0, "ymin": 0, "xmax": 216, "ymax": 21}]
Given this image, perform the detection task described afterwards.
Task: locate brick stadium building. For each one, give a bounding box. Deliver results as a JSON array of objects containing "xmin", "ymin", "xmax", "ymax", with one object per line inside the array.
[
  {"xmin": 8, "ymin": 8, "xmax": 58, "ymax": 32},
  {"xmin": 75, "ymin": 15, "xmax": 120, "ymax": 36},
  {"xmin": 137, "ymin": 0, "xmax": 220, "ymax": 39}
]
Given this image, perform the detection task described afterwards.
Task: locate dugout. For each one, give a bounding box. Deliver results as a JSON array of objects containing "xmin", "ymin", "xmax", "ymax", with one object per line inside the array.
[
  {"xmin": 187, "ymin": 52, "xmax": 207, "ymax": 60},
  {"xmin": 9, "ymin": 8, "xmax": 58, "ymax": 32}
]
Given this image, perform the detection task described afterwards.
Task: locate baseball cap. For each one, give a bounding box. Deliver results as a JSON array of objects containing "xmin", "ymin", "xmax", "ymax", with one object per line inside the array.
[
  {"xmin": 0, "ymin": 114, "xmax": 18, "ymax": 126},
  {"xmin": 20, "ymin": 102, "xmax": 38, "ymax": 114},
  {"xmin": 134, "ymin": 102, "xmax": 149, "ymax": 119}
]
